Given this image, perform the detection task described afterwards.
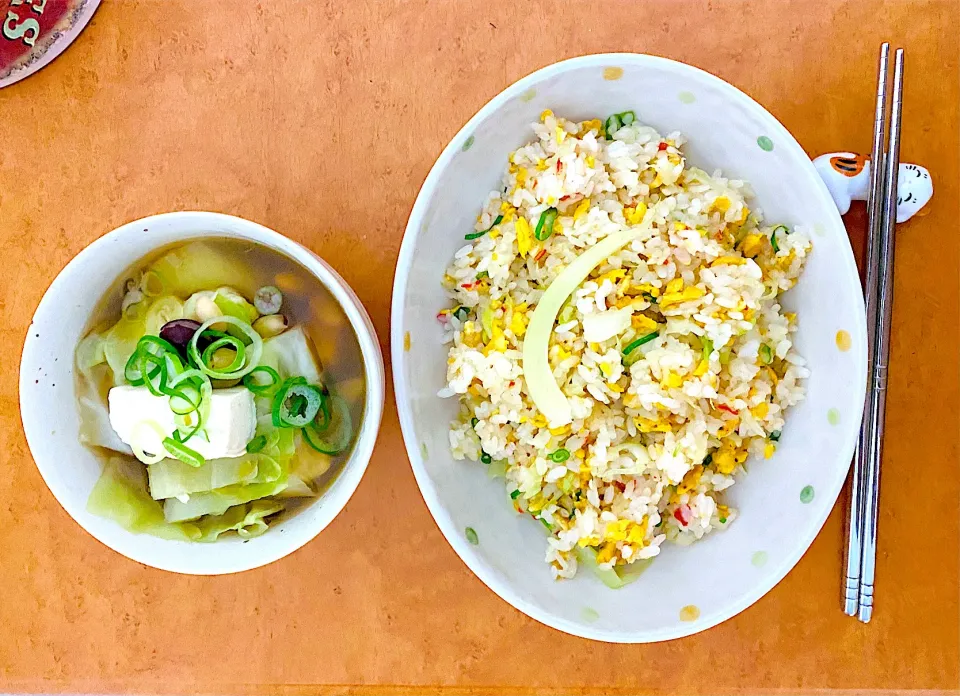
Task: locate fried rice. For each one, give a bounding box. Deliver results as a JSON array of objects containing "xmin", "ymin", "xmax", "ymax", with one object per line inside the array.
[{"xmin": 439, "ymin": 110, "xmax": 812, "ymax": 580}]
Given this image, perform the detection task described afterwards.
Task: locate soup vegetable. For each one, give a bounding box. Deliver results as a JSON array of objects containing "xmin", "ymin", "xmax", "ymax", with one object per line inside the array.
[{"xmin": 75, "ymin": 241, "xmax": 359, "ymax": 542}]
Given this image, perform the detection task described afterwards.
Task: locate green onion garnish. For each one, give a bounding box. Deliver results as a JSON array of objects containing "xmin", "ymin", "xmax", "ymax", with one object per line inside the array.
[
  {"xmin": 548, "ymin": 448, "xmax": 570, "ymax": 463},
  {"xmin": 201, "ymin": 336, "xmax": 245, "ymax": 373},
  {"xmin": 465, "ymin": 527, "xmax": 479, "ymax": 545},
  {"xmin": 453, "ymin": 306, "xmax": 470, "ymax": 320},
  {"xmin": 770, "ymin": 224, "xmax": 788, "ymax": 253},
  {"xmin": 253, "ymin": 285, "xmax": 283, "ymax": 315},
  {"xmin": 246, "ymin": 435, "xmax": 267, "ymax": 453},
  {"xmin": 770, "ymin": 430, "xmax": 782, "ymax": 442},
  {"xmin": 623, "ymin": 331, "xmax": 659, "ymax": 357},
  {"xmin": 187, "ymin": 315, "xmax": 263, "ymax": 381},
  {"xmin": 243, "ymin": 365, "xmax": 281, "ymax": 396},
  {"xmin": 124, "ymin": 336, "xmax": 213, "ymax": 443},
  {"xmin": 510, "ymin": 489, "xmax": 521, "ymax": 500},
  {"xmin": 534, "ymin": 208, "xmax": 558, "ymax": 241},
  {"xmin": 271, "ymin": 377, "xmax": 324, "ymax": 428},
  {"xmin": 701, "ymin": 337, "xmax": 714, "ymax": 363},
  {"xmin": 604, "ymin": 113, "xmax": 623, "ymax": 138},
  {"xmin": 465, "ymin": 214, "xmax": 503, "ymax": 240},
  {"xmin": 470, "ymin": 417, "xmax": 479, "ymax": 428},
  {"xmin": 702, "ymin": 453, "xmax": 713, "ymax": 468},
  {"xmin": 301, "ymin": 393, "xmax": 351, "ymax": 455},
  {"xmin": 539, "ymin": 517, "xmax": 552, "ymax": 530},
  {"xmin": 476, "ymin": 271, "xmax": 489, "ymax": 280},
  {"xmin": 480, "ymin": 452, "xmax": 492, "ymax": 464},
  {"xmin": 162, "ymin": 436, "xmax": 205, "ymax": 468},
  {"xmin": 619, "ymin": 110, "xmax": 636, "ymax": 126},
  {"xmin": 758, "ymin": 343, "xmax": 774, "ymax": 364}
]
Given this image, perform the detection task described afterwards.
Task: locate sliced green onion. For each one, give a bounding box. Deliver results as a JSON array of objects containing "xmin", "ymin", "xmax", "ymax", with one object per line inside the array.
[
  {"xmin": 201, "ymin": 336, "xmax": 245, "ymax": 373},
  {"xmin": 140, "ymin": 352, "xmax": 167, "ymax": 396},
  {"xmin": 476, "ymin": 271, "xmax": 489, "ymax": 279},
  {"xmin": 125, "ymin": 335, "xmax": 182, "ymax": 391},
  {"xmin": 271, "ymin": 377, "xmax": 322, "ymax": 428},
  {"xmin": 243, "ymin": 365, "xmax": 281, "ymax": 396},
  {"xmin": 604, "ymin": 113, "xmax": 623, "ymax": 137},
  {"xmin": 453, "ymin": 306, "xmax": 470, "ymax": 320},
  {"xmin": 770, "ymin": 430, "xmax": 782, "ymax": 442},
  {"xmin": 548, "ymin": 448, "xmax": 570, "ymax": 463},
  {"xmin": 140, "ymin": 335, "xmax": 180, "ymax": 358},
  {"xmin": 702, "ymin": 452, "xmax": 713, "ymax": 468},
  {"xmin": 701, "ymin": 337, "xmax": 714, "ymax": 362},
  {"xmin": 623, "ymin": 331, "xmax": 659, "ymax": 356},
  {"xmin": 124, "ymin": 349, "xmax": 160, "ymax": 386},
  {"xmin": 465, "ymin": 527, "xmax": 479, "ymax": 545},
  {"xmin": 539, "ymin": 517, "xmax": 552, "ymax": 530},
  {"xmin": 167, "ymin": 383, "xmax": 201, "ymax": 415},
  {"xmin": 164, "ymin": 369, "xmax": 209, "ymax": 416},
  {"xmin": 480, "ymin": 452, "xmax": 492, "ymax": 464},
  {"xmin": 534, "ymin": 207, "xmax": 558, "ymax": 241},
  {"xmin": 465, "ymin": 214, "xmax": 503, "ymax": 240},
  {"xmin": 758, "ymin": 343, "xmax": 774, "ymax": 364},
  {"xmin": 188, "ymin": 315, "xmax": 263, "ymax": 380},
  {"xmin": 163, "ymin": 436, "xmax": 205, "ymax": 467},
  {"xmin": 302, "ymin": 395, "xmax": 352, "ymax": 455},
  {"xmin": 619, "ymin": 110, "xmax": 636, "ymax": 126},
  {"xmin": 470, "ymin": 417, "xmax": 479, "ymax": 428},
  {"xmin": 129, "ymin": 420, "xmax": 168, "ymax": 465},
  {"xmin": 623, "ymin": 331, "xmax": 659, "ymax": 367},
  {"xmin": 770, "ymin": 225, "xmax": 788, "ymax": 253},
  {"xmin": 246, "ymin": 435, "xmax": 267, "ymax": 453},
  {"xmin": 510, "ymin": 489, "xmax": 521, "ymax": 500},
  {"xmin": 254, "ymin": 285, "xmax": 282, "ymax": 315}
]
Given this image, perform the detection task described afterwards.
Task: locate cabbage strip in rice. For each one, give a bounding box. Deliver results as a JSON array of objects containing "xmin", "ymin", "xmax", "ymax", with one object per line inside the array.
[{"xmin": 440, "ymin": 111, "xmax": 811, "ymax": 581}]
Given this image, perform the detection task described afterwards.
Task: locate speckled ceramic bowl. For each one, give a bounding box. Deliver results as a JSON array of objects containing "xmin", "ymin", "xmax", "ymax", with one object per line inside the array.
[
  {"xmin": 392, "ymin": 54, "xmax": 866, "ymax": 641},
  {"xmin": 20, "ymin": 212, "xmax": 385, "ymax": 574}
]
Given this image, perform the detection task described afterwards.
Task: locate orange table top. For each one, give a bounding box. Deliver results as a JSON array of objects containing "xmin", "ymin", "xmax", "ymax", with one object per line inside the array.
[{"xmin": 1, "ymin": 1, "xmax": 957, "ymax": 694}]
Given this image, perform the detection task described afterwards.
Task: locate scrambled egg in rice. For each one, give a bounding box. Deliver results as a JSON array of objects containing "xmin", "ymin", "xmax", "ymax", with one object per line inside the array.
[{"xmin": 440, "ymin": 110, "xmax": 811, "ymax": 581}]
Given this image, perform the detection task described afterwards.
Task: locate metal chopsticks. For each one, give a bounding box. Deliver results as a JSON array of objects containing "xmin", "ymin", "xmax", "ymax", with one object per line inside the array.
[{"xmin": 843, "ymin": 44, "xmax": 904, "ymax": 623}]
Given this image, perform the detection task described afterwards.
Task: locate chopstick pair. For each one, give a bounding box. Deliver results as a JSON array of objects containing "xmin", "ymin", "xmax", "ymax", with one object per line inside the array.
[{"xmin": 842, "ymin": 43, "xmax": 904, "ymax": 624}]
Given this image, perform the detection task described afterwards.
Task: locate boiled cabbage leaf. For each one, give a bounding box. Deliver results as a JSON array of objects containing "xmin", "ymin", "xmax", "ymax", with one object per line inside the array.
[
  {"xmin": 259, "ymin": 326, "xmax": 323, "ymax": 383},
  {"xmin": 87, "ymin": 457, "xmax": 200, "ymax": 540},
  {"xmin": 276, "ymin": 474, "xmax": 314, "ymax": 498},
  {"xmin": 193, "ymin": 500, "xmax": 285, "ymax": 542},
  {"xmin": 163, "ymin": 479, "xmax": 288, "ymax": 523},
  {"xmin": 144, "ymin": 296, "xmax": 185, "ymax": 336},
  {"xmin": 147, "ymin": 453, "xmax": 283, "ymax": 500},
  {"xmin": 102, "ymin": 306, "xmax": 149, "ymax": 386},
  {"xmin": 146, "ymin": 242, "xmax": 252, "ymax": 298}
]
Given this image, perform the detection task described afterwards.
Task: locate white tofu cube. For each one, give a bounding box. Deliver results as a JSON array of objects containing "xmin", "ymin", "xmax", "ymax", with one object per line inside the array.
[{"xmin": 108, "ymin": 385, "xmax": 256, "ymax": 461}]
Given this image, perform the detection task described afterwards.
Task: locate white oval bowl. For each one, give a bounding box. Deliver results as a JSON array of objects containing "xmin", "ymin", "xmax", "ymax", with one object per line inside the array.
[
  {"xmin": 392, "ymin": 54, "xmax": 866, "ymax": 642},
  {"xmin": 20, "ymin": 211, "xmax": 385, "ymax": 574}
]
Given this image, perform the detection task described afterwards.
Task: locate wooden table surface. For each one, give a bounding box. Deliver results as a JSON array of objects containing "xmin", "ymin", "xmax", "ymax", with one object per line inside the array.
[{"xmin": 1, "ymin": 1, "xmax": 957, "ymax": 694}]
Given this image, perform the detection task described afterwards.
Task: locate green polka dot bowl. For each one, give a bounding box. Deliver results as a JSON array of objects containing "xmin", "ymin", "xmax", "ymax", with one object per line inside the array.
[{"xmin": 392, "ymin": 53, "xmax": 867, "ymax": 642}]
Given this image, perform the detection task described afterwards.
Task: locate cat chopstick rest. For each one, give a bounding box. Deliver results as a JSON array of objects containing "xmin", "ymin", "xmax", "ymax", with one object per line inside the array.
[{"xmin": 813, "ymin": 153, "xmax": 933, "ymax": 223}]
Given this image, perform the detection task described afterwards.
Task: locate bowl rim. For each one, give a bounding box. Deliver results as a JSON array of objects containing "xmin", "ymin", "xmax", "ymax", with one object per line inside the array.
[
  {"xmin": 19, "ymin": 211, "xmax": 386, "ymax": 575},
  {"xmin": 391, "ymin": 52, "xmax": 866, "ymax": 642}
]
